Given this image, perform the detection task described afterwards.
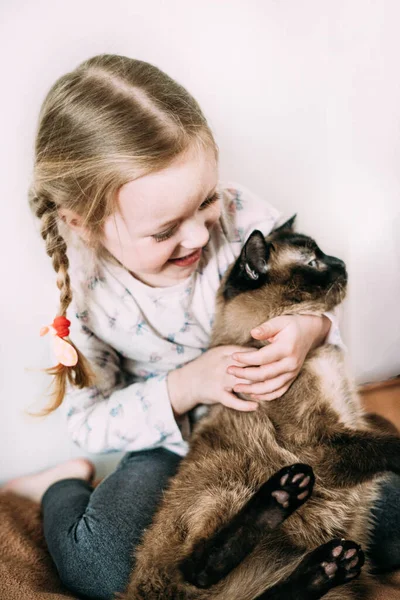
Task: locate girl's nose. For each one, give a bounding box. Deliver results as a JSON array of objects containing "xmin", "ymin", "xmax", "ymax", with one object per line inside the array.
[{"xmin": 180, "ymin": 216, "xmax": 210, "ymax": 250}]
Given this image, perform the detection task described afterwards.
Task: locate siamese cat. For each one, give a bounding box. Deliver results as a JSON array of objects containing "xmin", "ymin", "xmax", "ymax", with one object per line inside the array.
[{"xmin": 119, "ymin": 217, "xmax": 400, "ymax": 600}]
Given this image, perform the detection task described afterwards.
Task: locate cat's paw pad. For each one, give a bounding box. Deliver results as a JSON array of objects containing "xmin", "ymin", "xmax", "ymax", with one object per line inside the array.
[
  {"xmin": 305, "ymin": 539, "xmax": 365, "ymax": 593},
  {"xmin": 267, "ymin": 463, "xmax": 315, "ymax": 511}
]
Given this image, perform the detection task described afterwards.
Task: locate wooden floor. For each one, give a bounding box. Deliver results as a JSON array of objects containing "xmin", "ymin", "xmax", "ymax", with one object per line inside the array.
[{"xmin": 359, "ymin": 377, "xmax": 400, "ymax": 432}]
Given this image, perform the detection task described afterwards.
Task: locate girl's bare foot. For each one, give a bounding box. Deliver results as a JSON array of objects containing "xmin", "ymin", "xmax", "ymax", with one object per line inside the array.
[{"xmin": 1, "ymin": 458, "xmax": 95, "ymax": 504}]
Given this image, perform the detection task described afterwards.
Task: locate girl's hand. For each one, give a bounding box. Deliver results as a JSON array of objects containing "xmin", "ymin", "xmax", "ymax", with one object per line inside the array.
[
  {"xmin": 167, "ymin": 345, "xmax": 259, "ymax": 416},
  {"xmin": 227, "ymin": 315, "xmax": 331, "ymax": 402}
]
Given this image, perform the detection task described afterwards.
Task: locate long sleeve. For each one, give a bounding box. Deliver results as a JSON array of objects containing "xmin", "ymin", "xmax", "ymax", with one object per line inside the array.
[
  {"xmin": 220, "ymin": 182, "xmax": 282, "ymax": 247},
  {"xmin": 63, "ymin": 310, "xmax": 188, "ymax": 456},
  {"xmin": 323, "ymin": 308, "xmax": 346, "ymax": 351}
]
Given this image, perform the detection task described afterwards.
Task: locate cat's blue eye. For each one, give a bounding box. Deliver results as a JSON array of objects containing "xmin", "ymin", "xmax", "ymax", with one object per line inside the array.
[{"xmin": 308, "ymin": 259, "xmax": 318, "ymax": 268}]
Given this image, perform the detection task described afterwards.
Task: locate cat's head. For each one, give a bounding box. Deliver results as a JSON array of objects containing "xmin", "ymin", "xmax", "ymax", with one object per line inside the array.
[{"xmin": 221, "ymin": 216, "xmax": 347, "ymax": 320}]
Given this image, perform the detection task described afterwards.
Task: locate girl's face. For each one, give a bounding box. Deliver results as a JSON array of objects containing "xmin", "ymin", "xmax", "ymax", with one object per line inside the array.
[{"xmin": 102, "ymin": 145, "xmax": 221, "ymax": 287}]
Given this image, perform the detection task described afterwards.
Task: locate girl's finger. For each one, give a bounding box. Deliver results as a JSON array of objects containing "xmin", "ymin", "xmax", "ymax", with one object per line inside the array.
[
  {"xmin": 228, "ymin": 376, "xmax": 253, "ymax": 386},
  {"xmin": 250, "ymin": 382, "xmax": 292, "ymax": 402},
  {"xmin": 251, "ymin": 316, "xmax": 290, "ymax": 340},
  {"xmin": 231, "ymin": 344, "xmax": 286, "ymax": 367},
  {"xmin": 222, "ymin": 346, "xmax": 255, "ymax": 359},
  {"xmin": 220, "ymin": 391, "xmax": 259, "ymax": 412},
  {"xmin": 233, "ymin": 372, "xmax": 294, "ymax": 396},
  {"xmin": 227, "ymin": 359, "xmax": 291, "ymax": 383}
]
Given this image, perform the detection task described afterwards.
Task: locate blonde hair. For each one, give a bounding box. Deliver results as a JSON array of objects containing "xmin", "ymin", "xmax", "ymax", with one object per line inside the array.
[{"xmin": 29, "ymin": 53, "xmax": 218, "ymax": 415}]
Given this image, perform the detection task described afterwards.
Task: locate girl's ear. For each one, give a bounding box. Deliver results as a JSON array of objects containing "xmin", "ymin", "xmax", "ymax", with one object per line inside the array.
[{"xmin": 58, "ymin": 208, "xmax": 89, "ymax": 239}]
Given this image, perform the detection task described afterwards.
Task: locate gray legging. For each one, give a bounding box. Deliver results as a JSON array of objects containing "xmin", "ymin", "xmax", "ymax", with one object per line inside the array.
[{"xmin": 41, "ymin": 448, "xmax": 400, "ymax": 600}]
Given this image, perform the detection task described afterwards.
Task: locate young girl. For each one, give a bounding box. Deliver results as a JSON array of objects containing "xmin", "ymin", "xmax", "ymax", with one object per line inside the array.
[{"xmin": 3, "ymin": 54, "xmax": 398, "ymax": 599}]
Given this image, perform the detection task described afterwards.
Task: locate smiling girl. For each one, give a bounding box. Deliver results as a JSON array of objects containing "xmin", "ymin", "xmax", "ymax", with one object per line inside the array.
[{"xmin": 3, "ymin": 54, "xmax": 351, "ymax": 599}]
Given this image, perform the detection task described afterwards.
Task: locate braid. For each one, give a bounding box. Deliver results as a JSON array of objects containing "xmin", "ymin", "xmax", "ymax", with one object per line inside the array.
[
  {"xmin": 40, "ymin": 208, "xmax": 73, "ymax": 315},
  {"xmin": 30, "ymin": 192, "xmax": 94, "ymax": 416}
]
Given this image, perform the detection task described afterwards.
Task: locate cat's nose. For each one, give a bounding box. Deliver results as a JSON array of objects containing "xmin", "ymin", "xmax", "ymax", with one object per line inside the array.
[
  {"xmin": 335, "ymin": 258, "xmax": 345, "ymax": 269},
  {"xmin": 334, "ymin": 258, "xmax": 347, "ymax": 281},
  {"xmin": 327, "ymin": 255, "xmax": 345, "ymax": 269}
]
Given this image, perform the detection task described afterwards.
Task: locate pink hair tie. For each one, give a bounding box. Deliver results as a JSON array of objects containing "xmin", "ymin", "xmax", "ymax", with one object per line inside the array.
[{"xmin": 40, "ymin": 316, "xmax": 78, "ymax": 367}]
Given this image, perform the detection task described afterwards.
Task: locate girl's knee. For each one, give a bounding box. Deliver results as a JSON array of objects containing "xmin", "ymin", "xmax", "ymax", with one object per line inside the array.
[
  {"xmin": 58, "ymin": 549, "xmax": 131, "ymax": 600},
  {"xmin": 50, "ymin": 521, "xmax": 133, "ymax": 599}
]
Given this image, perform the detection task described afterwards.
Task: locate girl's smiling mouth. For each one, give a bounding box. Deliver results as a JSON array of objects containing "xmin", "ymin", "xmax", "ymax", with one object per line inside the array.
[{"xmin": 168, "ymin": 248, "xmax": 202, "ymax": 267}]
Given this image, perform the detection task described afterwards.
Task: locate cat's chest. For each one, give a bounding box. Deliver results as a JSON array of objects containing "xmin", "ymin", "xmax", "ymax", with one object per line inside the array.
[{"xmin": 307, "ymin": 348, "xmax": 363, "ymax": 429}]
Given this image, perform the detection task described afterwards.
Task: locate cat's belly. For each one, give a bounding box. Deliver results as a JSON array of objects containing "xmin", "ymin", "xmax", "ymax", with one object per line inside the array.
[{"xmin": 127, "ymin": 446, "xmax": 379, "ymax": 600}]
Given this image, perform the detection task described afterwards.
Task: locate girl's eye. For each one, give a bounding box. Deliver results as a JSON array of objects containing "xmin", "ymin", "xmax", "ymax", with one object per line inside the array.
[
  {"xmin": 151, "ymin": 192, "xmax": 219, "ymax": 242},
  {"xmin": 308, "ymin": 259, "xmax": 318, "ymax": 268},
  {"xmin": 199, "ymin": 192, "xmax": 219, "ymax": 210},
  {"xmin": 152, "ymin": 226, "xmax": 177, "ymax": 243}
]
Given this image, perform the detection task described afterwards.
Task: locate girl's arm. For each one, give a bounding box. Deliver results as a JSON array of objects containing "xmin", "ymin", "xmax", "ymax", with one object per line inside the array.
[{"xmin": 64, "ymin": 324, "xmax": 188, "ymax": 456}]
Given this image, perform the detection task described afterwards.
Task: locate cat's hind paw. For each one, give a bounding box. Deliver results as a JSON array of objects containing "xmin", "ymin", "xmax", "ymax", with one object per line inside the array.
[
  {"xmin": 256, "ymin": 463, "xmax": 315, "ymax": 528},
  {"xmin": 299, "ymin": 538, "xmax": 365, "ymax": 595}
]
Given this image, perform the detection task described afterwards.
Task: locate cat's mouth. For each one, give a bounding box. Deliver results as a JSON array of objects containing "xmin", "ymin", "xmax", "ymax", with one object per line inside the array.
[{"xmin": 326, "ymin": 275, "xmax": 347, "ymax": 303}]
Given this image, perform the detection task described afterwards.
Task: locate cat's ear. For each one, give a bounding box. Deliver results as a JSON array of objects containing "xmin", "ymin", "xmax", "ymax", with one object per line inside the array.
[
  {"xmin": 273, "ymin": 214, "xmax": 297, "ymax": 234},
  {"xmin": 241, "ymin": 230, "xmax": 270, "ymax": 280},
  {"xmin": 223, "ymin": 230, "xmax": 271, "ymax": 300}
]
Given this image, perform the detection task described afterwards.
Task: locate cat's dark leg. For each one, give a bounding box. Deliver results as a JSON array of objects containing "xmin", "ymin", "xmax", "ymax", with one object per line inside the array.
[
  {"xmin": 255, "ymin": 539, "xmax": 364, "ymax": 600},
  {"xmin": 180, "ymin": 464, "xmax": 314, "ymax": 589},
  {"xmin": 319, "ymin": 431, "xmax": 400, "ymax": 487},
  {"xmin": 363, "ymin": 413, "xmax": 398, "ymax": 436}
]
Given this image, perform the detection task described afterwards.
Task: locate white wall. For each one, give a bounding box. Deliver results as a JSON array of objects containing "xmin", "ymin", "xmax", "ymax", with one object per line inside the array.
[{"xmin": 1, "ymin": 0, "xmax": 399, "ymax": 482}]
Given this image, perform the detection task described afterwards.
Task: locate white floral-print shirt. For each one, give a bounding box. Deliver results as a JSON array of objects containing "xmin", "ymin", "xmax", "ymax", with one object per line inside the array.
[{"xmin": 64, "ymin": 183, "xmax": 343, "ymax": 457}]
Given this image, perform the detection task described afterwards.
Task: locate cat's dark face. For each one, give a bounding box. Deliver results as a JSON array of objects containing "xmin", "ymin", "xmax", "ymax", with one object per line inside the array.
[{"xmin": 223, "ymin": 216, "xmax": 347, "ymax": 311}]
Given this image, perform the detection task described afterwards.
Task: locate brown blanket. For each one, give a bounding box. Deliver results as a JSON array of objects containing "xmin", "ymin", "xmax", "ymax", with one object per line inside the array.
[
  {"xmin": 0, "ymin": 490, "xmax": 399, "ymax": 600},
  {"xmin": 0, "ymin": 491, "xmax": 80, "ymax": 599}
]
